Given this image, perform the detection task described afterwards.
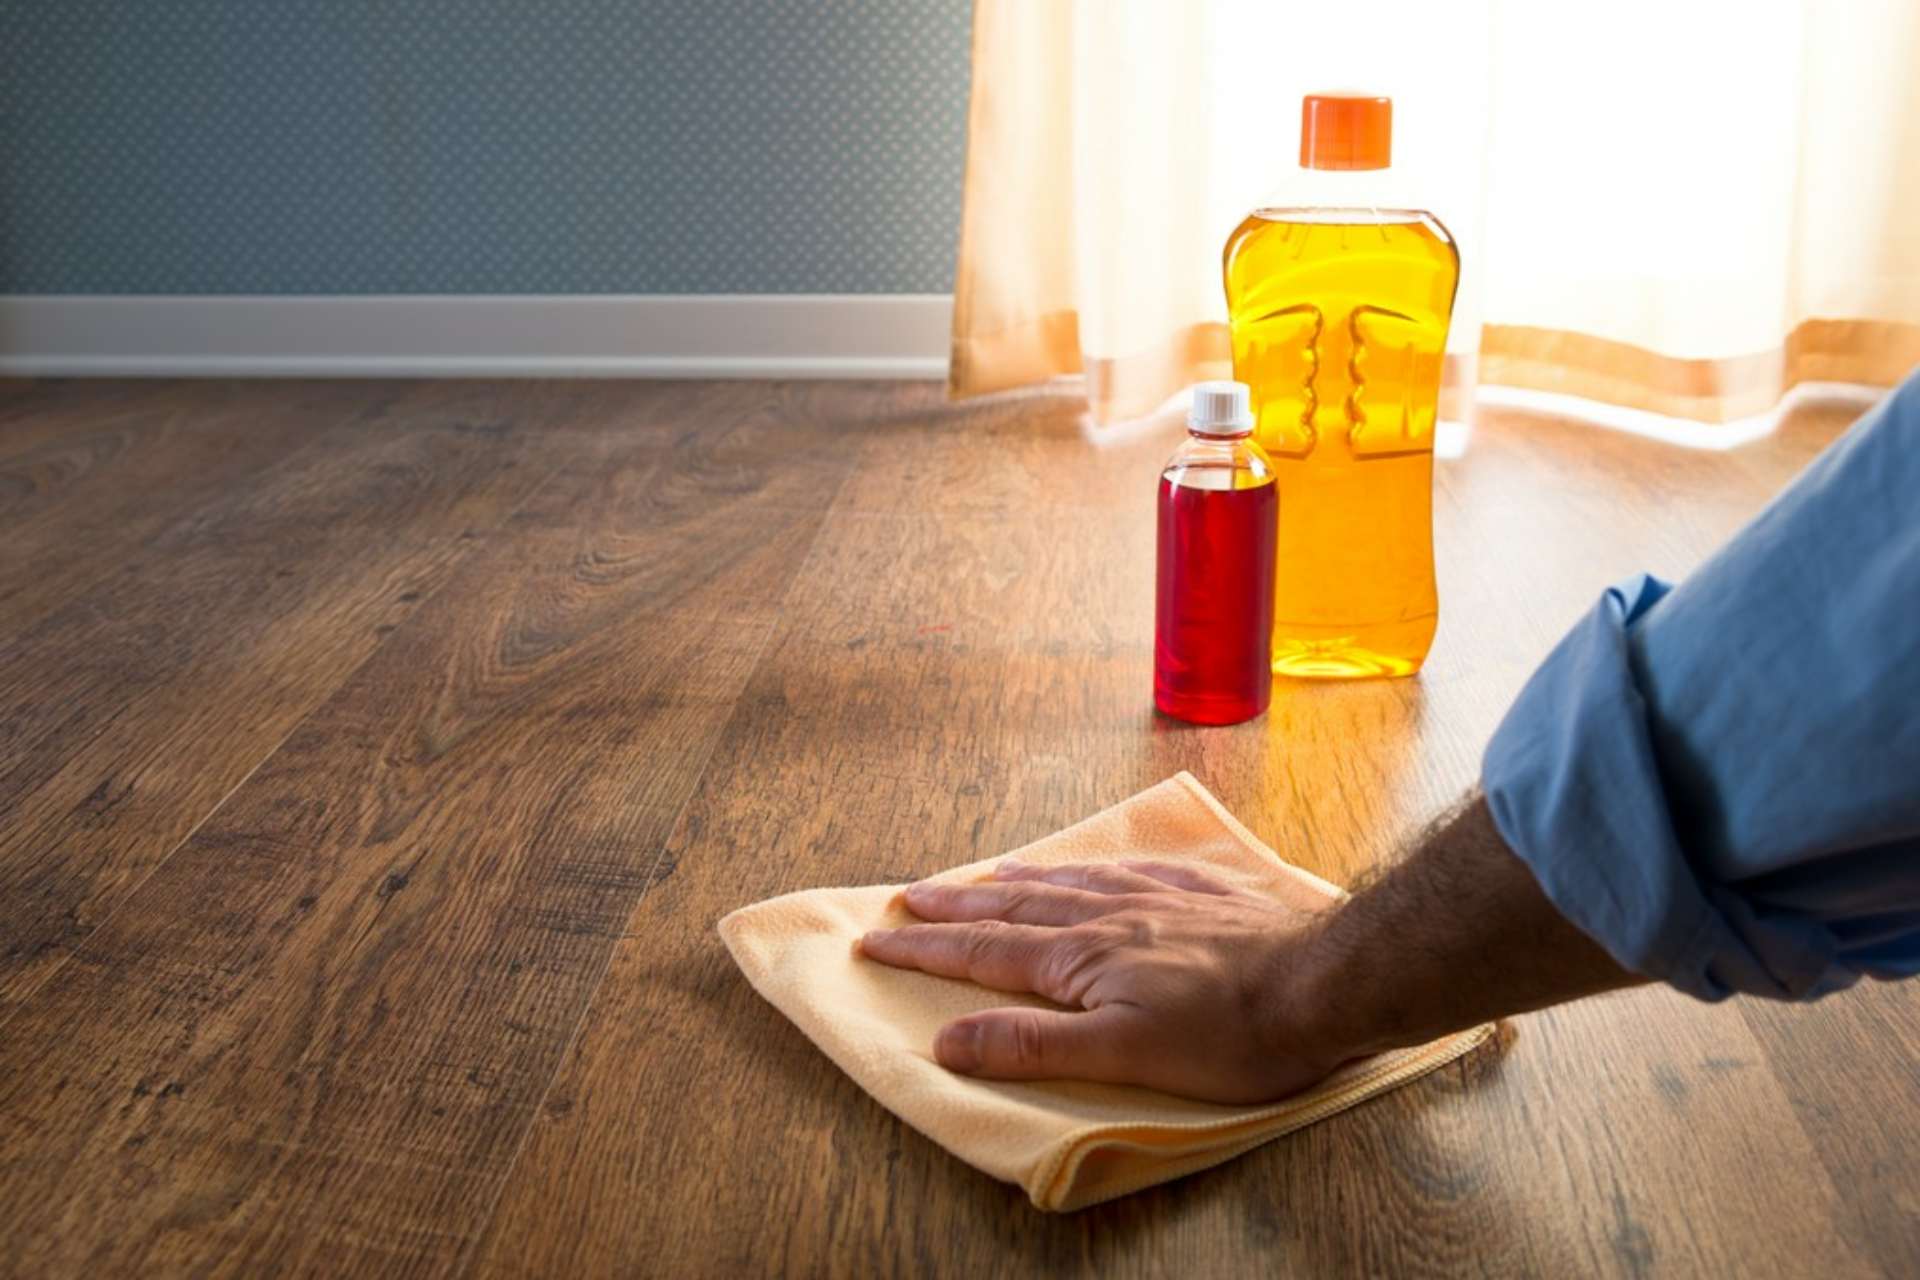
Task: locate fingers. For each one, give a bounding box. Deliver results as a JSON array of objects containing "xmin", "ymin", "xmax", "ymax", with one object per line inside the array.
[
  {"xmin": 934, "ymin": 1005, "xmax": 1139, "ymax": 1083},
  {"xmin": 1116, "ymin": 859, "xmax": 1236, "ymax": 896},
  {"xmin": 990, "ymin": 859, "xmax": 1168, "ymax": 896},
  {"xmin": 900, "ymin": 879, "xmax": 1113, "ymax": 927},
  {"xmin": 859, "ymin": 920, "xmax": 1071, "ymax": 998},
  {"xmin": 992, "ymin": 858, "xmax": 1237, "ymax": 897}
]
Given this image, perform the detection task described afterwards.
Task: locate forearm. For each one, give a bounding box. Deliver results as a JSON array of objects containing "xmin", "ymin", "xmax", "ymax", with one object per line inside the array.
[
  {"xmin": 1290, "ymin": 792, "xmax": 1646, "ymax": 1059},
  {"xmin": 1479, "ymin": 380, "xmax": 1920, "ymax": 1001}
]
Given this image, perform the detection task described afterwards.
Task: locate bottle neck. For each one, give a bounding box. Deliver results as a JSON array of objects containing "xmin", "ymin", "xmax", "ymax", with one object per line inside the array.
[{"xmin": 1256, "ymin": 164, "xmax": 1415, "ymax": 217}]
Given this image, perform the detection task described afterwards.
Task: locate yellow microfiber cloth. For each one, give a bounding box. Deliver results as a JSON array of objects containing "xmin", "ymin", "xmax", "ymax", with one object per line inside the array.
[{"xmin": 718, "ymin": 772, "xmax": 1495, "ymax": 1211}]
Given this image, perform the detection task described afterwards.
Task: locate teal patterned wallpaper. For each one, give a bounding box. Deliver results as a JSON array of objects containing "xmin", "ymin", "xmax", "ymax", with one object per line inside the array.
[{"xmin": 0, "ymin": 1, "xmax": 972, "ymax": 294}]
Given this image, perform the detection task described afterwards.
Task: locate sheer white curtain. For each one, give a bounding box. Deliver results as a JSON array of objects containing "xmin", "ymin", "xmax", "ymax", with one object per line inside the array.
[{"xmin": 951, "ymin": 0, "xmax": 1920, "ymax": 428}]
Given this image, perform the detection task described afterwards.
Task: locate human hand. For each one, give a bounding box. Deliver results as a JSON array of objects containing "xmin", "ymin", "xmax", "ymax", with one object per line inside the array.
[
  {"xmin": 858, "ymin": 858, "xmax": 1348, "ymax": 1104},
  {"xmin": 860, "ymin": 795, "xmax": 1640, "ymax": 1104}
]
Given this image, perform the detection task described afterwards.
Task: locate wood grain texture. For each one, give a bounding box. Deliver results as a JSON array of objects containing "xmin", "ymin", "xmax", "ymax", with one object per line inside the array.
[
  {"xmin": 0, "ymin": 381, "xmax": 389, "ymax": 633},
  {"xmin": 0, "ymin": 378, "xmax": 1913, "ymax": 1278},
  {"xmin": 0, "ymin": 382, "xmax": 870, "ymax": 1275},
  {"xmin": 0, "ymin": 380, "xmax": 178, "ymax": 460},
  {"xmin": 0, "ymin": 381, "xmax": 617, "ymax": 1018},
  {"xmin": 1739, "ymin": 981, "xmax": 1920, "ymax": 1275}
]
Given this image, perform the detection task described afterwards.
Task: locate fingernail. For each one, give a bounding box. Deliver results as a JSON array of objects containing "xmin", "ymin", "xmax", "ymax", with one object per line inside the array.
[
  {"xmin": 994, "ymin": 859, "xmax": 1024, "ymax": 877},
  {"xmin": 937, "ymin": 1022, "xmax": 984, "ymax": 1073},
  {"xmin": 859, "ymin": 929, "xmax": 890, "ymax": 952}
]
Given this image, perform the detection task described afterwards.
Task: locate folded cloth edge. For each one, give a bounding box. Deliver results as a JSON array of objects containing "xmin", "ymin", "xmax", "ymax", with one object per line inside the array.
[
  {"xmin": 1036, "ymin": 1024, "xmax": 1496, "ymax": 1209},
  {"xmin": 716, "ymin": 772, "xmax": 1498, "ymax": 1211}
]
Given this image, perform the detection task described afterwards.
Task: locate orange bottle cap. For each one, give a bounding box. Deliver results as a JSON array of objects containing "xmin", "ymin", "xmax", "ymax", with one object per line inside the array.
[{"xmin": 1299, "ymin": 93, "xmax": 1392, "ymax": 171}]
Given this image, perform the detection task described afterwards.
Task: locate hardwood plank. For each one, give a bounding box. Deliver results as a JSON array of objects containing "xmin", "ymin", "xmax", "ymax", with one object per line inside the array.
[
  {"xmin": 0, "ymin": 380, "xmax": 607, "ymax": 1017},
  {"xmin": 0, "ymin": 379, "xmax": 183, "ymax": 459},
  {"xmin": 1740, "ymin": 981, "xmax": 1920, "ymax": 1274},
  {"xmin": 0, "ymin": 382, "xmax": 870, "ymax": 1276},
  {"xmin": 0, "ymin": 380, "xmax": 368, "ymax": 529},
  {"xmin": 829, "ymin": 386, "xmax": 1155, "ymax": 517},
  {"xmin": 0, "ymin": 380, "xmax": 392, "ymax": 633},
  {"xmin": 475, "ymin": 402, "xmax": 1883, "ymax": 1278}
]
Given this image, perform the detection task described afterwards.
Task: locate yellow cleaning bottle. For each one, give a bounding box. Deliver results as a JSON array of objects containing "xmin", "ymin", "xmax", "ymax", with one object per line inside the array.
[{"xmin": 1223, "ymin": 93, "xmax": 1459, "ymax": 678}]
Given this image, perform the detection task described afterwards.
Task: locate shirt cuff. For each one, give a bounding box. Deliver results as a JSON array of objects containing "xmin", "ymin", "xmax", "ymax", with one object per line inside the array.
[{"xmin": 1482, "ymin": 575, "xmax": 1806, "ymax": 1001}]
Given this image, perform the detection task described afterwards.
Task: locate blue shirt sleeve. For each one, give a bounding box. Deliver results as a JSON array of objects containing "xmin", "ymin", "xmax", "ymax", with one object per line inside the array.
[{"xmin": 1482, "ymin": 372, "xmax": 1920, "ymax": 1002}]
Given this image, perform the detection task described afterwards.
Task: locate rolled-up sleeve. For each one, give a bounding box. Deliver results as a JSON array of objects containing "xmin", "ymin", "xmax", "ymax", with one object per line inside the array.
[{"xmin": 1483, "ymin": 373, "xmax": 1920, "ymax": 1002}]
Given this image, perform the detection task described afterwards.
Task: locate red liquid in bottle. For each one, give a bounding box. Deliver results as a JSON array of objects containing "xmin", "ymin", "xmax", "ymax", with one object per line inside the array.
[{"xmin": 1154, "ymin": 473, "xmax": 1278, "ymax": 725}]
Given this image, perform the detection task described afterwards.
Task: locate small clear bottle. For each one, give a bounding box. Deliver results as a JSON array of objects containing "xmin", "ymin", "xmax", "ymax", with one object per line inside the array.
[{"xmin": 1154, "ymin": 382, "xmax": 1279, "ymax": 725}]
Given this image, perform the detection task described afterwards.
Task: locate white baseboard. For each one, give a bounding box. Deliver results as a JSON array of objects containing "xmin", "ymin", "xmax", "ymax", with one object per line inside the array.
[{"xmin": 0, "ymin": 294, "xmax": 953, "ymax": 379}]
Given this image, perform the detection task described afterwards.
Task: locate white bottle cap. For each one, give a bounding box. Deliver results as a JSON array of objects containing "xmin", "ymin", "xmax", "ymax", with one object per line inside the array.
[{"xmin": 1188, "ymin": 380, "xmax": 1255, "ymax": 436}]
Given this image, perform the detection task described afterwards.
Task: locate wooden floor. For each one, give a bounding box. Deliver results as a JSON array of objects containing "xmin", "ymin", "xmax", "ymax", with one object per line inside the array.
[{"xmin": 0, "ymin": 377, "xmax": 1913, "ymax": 1278}]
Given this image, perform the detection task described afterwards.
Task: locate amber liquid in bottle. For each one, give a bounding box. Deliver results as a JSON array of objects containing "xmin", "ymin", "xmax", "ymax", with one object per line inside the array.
[{"xmin": 1223, "ymin": 210, "xmax": 1459, "ymax": 678}]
